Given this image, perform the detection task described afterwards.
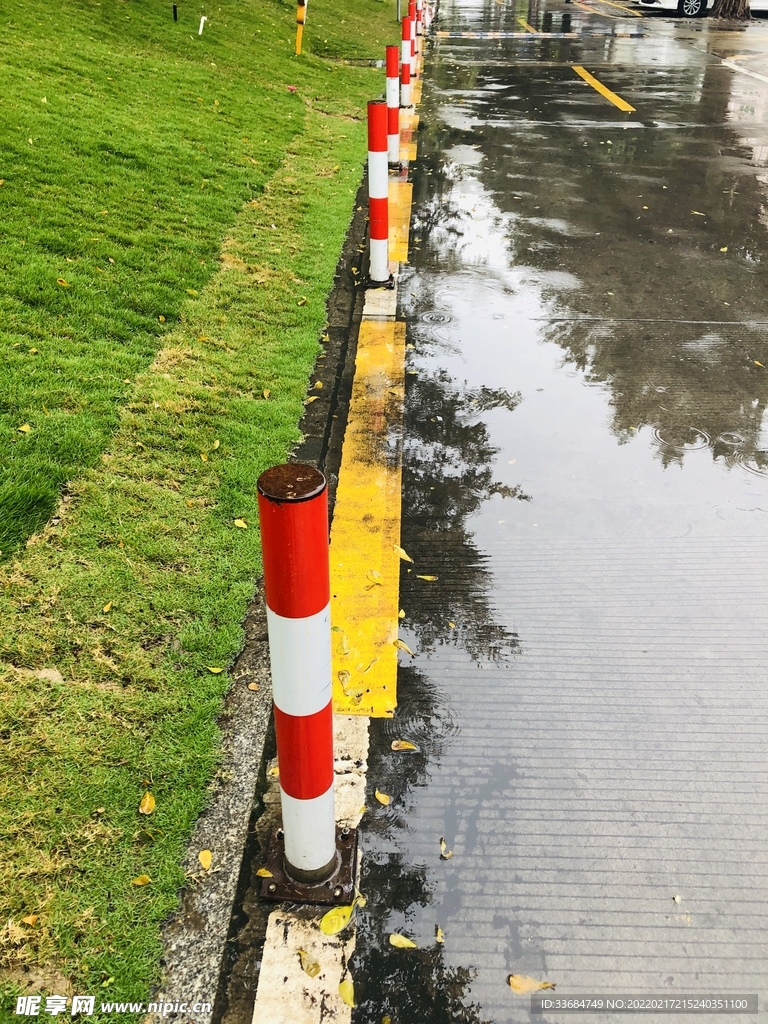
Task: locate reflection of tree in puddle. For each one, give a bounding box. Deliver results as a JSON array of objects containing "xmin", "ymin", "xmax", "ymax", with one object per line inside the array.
[
  {"xmin": 400, "ymin": 365, "xmax": 527, "ymax": 663},
  {"xmin": 353, "ymin": 666, "xmax": 492, "ymax": 1024},
  {"xmin": 545, "ymin": 318, "xmax": 768, "ymax": 470}
]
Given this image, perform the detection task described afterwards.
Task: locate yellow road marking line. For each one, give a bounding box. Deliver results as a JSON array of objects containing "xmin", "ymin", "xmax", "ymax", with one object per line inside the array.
[
  {"xmin": 574, "ymin": 0, "xmax": 625, "ymax": 16},
  {"xmin": 587, "ymin": 0, "xmax": 644, "ymax": 15},
  {"xmin": 389, "ymin": 181, "xmax": 413, "ymax": 263},
  {"xmin": 572, "ymin": 65, "xmax": 636, "ymax": 111},
  {"xmin": 411, "ymin": 79, "xmax": 423, "ymax": 105},
  {"xmin": 517, "ymin": 16, "xmax": 538, "ymax": 32},
  {"xmin": 330, "ymin": 320, "xmax": 406, "ymax": 718}
]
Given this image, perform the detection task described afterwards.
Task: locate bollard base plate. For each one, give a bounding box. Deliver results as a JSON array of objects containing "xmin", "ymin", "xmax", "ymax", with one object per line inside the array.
[
  {"xmin": 259, "ymin": 825, "xmax": 358, "ymax": 906},
  {"xmin": 365, "ymin": 273, "xmax": 396, "ymax": 291}
]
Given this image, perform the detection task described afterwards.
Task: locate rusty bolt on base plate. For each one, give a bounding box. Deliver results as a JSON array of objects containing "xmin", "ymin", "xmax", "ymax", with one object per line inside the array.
[{"xmin": 259, "ymin": 825, "xmax": 358, "ymax": 906}]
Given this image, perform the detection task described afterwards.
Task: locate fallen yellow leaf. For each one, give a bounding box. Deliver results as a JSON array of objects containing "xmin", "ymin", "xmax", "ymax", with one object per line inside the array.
[
  {"xmin": 56, "ymin": 278, "xmax": 70, "ymax": 287},
  {"xmin": 306, "ymin": 396, "xmax": 319, "ymax": 403},
  {"xmin": 366, "ymin": 569, "xmax": 383, "ymax": 588},
  {"xmin": 212, "ymin": 439, "xmax": 220, "ymax": 450},
  {"xmin": 200, "ymin": 452, "xmax": 209, "ymax": 462},
  {"xmin": 247, "ymin": 682, "xmax": 259, "ymax": 691},
  {"xmin": 394, "ymin": 639, "xmax": 414, "ymax": 656},
  {"xmin": 186, "ymin": 288, "xmax": 199, "ymax": 296},
  {"xmin": 22, "ymin": 915, "xmax": 39, "ymax": 927},
  {"xmin": 138, "ymin": 791, "xmax": 155, "ymax": 815},
  {"xmin": 507, "ymin": 975, "xmax": 555, "ymax": 994},
  {"xmin": 298, "ymin": 296, "xmax": 308, "ymax": 307},
  {"xmin": 263, "ymin": 389, "xmax": 271, "ymax": 399},
  {"xmin": 131, "ymin": 875, "xmax": 152, "ymax": 887},
  {"xmin": 416, "ymin": 575, "xmax": 438, "ymax": 581},
  {"xmin": 234, "ymin": 519, "xmax": 248, "ymax": 529},
  {"xmin": 448, "ymin": 621, "xmax": 456, "ymax": 628},
  {"xmin": 389, "ymin": 933, "xmax": 417, "ymax": 949},
  {"xmin": 267, "ymin": 764, "xmax": 280, "ymax": 777},
  {"xmin": 256, "ymin": 867, "xmax": 273, "ymax": 877},
  {"xmin": 755, "ymin": 360, "xmax": 765, "ymax": 368},
  {"xmin": 720, "ymin": 247, "xmax": 728, "ymax": 252},
  {"xmin": 398, "ymin": 609, "xmax": 405, "ymax": 619},
  {"xmin": 102, "ymin": 602, "xmax": 113, "ymax": 614},
  {"xmin": 159, "ymin": 315, "xmax": 166, "ymax": 322},
  {"xmin": 207, "ymin": 667, "xmax": 224, "ymax": 674},
  {"xmin": 394, "ymin": 545, "xmax": 413, "ymax": 562},
  {"xmin": 391, "ymin": 739, "xmax": 418, "ymax": 752},
  {"xmin": 375, "ymin": 789, "xmax": 391, "ymax": 805},
  {"xmin": 17, "ymin": 424, "xmax": 32, "ymax": 434},
  {"xmin": 198, "ymin": 849, "xmax": 212, "ymax": 870},
  {"xmin": 435, "ymin": 925, "xmax": 444, "ymax": 944},
  {"xmin": 28, "ymin": 348, "xmax": 39, "ymax": 354},
  {"xmin": 338, "ymin": 977, "xmax": 356, "ymax": 1008},
  {"xmin": 313, "ymin": 380, "xmax": 323, "ymax": 389},
  {"xmin": 298, "ymin": 949, "xmax": 321, "ymax": 978},
  {"xmin": 320, "ymin": 903, "xmax": 355, "ymax": 936},
  {"xmin": 440, "ymin": 837, "xmax": 453, "ymax": 860},
  {"xmin": 691, "ymin": 210, "xmax": 706, "ymax": 216},
  {"xmin": 337, "ymin": 635, "xmax": 350, "ymax": 656}
]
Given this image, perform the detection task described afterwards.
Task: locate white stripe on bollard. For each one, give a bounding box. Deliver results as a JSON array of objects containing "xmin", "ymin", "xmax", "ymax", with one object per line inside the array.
[
  {"xmin": 368, "ymin": 150, "xmax": 389, "ymax": 200},
  {"xmin": 266, "ymin": 605, "xmax": 332, "ymax": 718},
  {"xmin": 280, "ymin": 786, "xmax": 336, "ymax": 876},
  {"xmin": 370, "ymin": 238, "xmax": 389, "ymax": 283}
]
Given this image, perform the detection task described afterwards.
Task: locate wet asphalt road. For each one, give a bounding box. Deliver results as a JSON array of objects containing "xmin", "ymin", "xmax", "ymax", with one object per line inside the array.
[{"xmin": 352, "ymin": 2, "xmax": 768, "ymax": 1022}]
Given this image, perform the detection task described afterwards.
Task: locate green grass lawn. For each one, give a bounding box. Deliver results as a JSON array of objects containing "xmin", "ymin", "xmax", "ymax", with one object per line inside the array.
[{"xmin": 0, "ymin": 0, "xmax": 397, "ymax": 1014}]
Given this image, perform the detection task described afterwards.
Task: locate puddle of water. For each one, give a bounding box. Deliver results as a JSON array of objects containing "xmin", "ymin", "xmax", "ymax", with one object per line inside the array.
[{"xmin": 351, "ymin": 3, "xmax": 768, "ymax": 1020}]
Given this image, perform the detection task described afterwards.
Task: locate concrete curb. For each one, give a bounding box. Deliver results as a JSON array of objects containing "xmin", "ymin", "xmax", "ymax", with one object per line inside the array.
[{"xmin": 148, "ymin": 596, "xmax": 272, "ymax": 1023}]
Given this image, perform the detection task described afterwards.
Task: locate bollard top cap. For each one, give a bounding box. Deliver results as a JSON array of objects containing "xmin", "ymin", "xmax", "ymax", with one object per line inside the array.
[{"xmin": 258, "ymin": 463, "xmax": 326, "ymax": 503}]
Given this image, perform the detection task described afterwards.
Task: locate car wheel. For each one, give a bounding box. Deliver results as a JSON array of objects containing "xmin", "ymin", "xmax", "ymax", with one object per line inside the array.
[{"xmin": 678, "ymin": 0, "xmax": 706, "ymax": 15}]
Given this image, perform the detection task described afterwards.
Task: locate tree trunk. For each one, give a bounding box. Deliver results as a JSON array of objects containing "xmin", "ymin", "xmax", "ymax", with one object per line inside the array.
[{"xmin": 711, "ymin": 0, "xmax": 750, "ymax": 18}]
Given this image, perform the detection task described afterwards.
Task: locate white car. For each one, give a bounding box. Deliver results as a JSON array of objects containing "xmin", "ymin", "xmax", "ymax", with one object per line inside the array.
[{"xmin": 638, "ymin": 0, "xmax": 768, "ymax": 16}]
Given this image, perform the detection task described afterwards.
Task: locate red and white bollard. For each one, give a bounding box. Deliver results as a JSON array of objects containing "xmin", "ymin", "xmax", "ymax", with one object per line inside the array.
[
  {"xmin": 416, "ymin": 0, "xmax": 423, "ymax": 36},
  {"xmin": 367, "ymin": 100, "xmax": 389, "ymax": 285},
  {"xmin": 386, "ymin": 45, "xmax": 400, "ymax": 165},
  {"xmin": 400, "ymin": 17, "xmax": 412, "ymax": 107},
  {"xmin": 409, "ymin": 0, "xmax": 417, "ymax": 72},
  {"xmin": 257, "ymin": 464, "xmax": 336, "ymax": 882}
]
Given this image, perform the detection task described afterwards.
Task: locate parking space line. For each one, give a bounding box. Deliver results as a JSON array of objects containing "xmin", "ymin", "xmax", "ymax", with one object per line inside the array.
[
  {"xmin": 574, "ymin": 1, "xmax": 626, "ymax": 18},
  {"xmin": 587, "ymin": 0, "xmax": 644, "ymax": 15},
  {"xmin": 517, "ymin": 16, "xmax": 539, "ymax": 32},
  {"xmin": 722, "ymin": 58, "xmax": 768, "ymax": 85},
  {"xmin": 572, "ymin": 64, "xmax": 636, "ymax": 111}
]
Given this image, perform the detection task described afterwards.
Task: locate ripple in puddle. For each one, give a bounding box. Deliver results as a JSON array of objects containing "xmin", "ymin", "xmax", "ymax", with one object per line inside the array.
[
  {"xmin": 420, "ymin": 311, "xmax": 454, "ymax": 325},
  {"xmin": 652, "ymin": 426, "xmax": 711, "ymax": 452},
  {"xmin": 730, "ymin": 450, "xmax": 768, "ymax": 477}
]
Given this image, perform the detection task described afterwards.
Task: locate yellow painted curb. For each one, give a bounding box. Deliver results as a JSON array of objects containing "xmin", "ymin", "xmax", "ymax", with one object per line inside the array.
[{"xmin": 330, "ymin": 321, "xmax": 407, "ymax": 718}]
